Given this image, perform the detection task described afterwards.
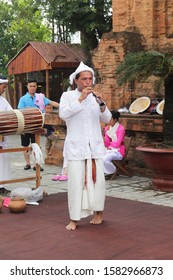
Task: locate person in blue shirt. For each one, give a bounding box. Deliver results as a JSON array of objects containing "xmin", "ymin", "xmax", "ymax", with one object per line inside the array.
[{"xmin": 18, "ymin": 79, "xmax": 59, "ymax": 170}]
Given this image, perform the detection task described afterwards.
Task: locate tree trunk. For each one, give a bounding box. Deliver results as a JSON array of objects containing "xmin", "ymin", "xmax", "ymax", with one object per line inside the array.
[{"xmin": 163, "ymin": 76, "xmax": 173, "ymax": 147}]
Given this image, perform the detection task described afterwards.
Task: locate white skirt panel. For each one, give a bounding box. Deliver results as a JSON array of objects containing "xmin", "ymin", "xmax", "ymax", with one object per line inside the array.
[{"xmin": 67, "ymin": 159, "xmax": 105, "ymax": 221}]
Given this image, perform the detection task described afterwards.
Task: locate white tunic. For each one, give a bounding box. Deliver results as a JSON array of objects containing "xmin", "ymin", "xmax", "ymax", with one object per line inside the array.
[
  {"xmin": 59, "ymin": 89, "xmax": 111, "ymax": 160},
  {"xmin": 59, "ymin": 89, "xmax": 111, "ymax": 220},
  {"xmin": 0, "ymin": 96, "xmax": 13, "ymax": 184}
]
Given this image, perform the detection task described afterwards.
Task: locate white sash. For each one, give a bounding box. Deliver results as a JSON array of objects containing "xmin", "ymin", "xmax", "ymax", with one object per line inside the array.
[{"xmin": 106, "ymin": 121, "xmax": 119, "ymax": 141}]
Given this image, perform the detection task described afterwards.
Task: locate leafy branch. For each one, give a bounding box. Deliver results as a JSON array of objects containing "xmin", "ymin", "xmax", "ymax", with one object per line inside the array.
[{"xmin": 116, "ymin": 51, "xmax": 173, "ymax": 87}]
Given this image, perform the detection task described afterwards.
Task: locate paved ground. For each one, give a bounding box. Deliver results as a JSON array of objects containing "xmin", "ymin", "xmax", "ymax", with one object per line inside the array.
[{"xmin": 4, "ymin": 134, "xmax": 173, "ymax": 208}]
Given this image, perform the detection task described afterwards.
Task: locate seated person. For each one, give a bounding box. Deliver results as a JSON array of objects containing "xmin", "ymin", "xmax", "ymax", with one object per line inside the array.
[
  {"xmin": 44, "ymin": 104, "xmax": 59, "ymax": 157},
  {"xmin": 103, "ymin": 111, "xmax": 126, "ymax": 176}
]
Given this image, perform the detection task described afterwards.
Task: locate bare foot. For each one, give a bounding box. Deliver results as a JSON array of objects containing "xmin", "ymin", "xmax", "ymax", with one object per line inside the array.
[
  {"xmin": 66, "ymin": 220, "xmax": 77, "ymax": 230},
  {"xmin": 90, "ymin": 211, "xmax": 103, "ymax": 225}
]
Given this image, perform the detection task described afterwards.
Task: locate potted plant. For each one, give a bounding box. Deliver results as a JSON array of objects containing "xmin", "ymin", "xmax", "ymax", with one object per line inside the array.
[{"xmin": 116, "ymin": 50, "xmax": 173, "ymax": 192}]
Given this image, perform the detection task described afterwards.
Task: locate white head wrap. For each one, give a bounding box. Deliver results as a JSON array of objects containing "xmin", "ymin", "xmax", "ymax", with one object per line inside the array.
[
  {"xmin": 69, "ymin": 61, "xmax": 95, "ymax": 85},
  {"xmin": 0, "ymin": 78, "xmax": 8, "ymax": 84}
]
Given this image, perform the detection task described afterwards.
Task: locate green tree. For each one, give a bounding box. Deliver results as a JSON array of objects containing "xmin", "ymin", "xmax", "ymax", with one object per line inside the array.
[
  {"xmin": 36, "ymin": 0, "xmax": 72, "ymax": 43},
  {"xmin": 0, "ymin": 0, "xmax": 51, "ymax": 74},
  {"xmin": 0, "ymin": 0, "xmax": 15, "ymax": 74},
  {"xmin": 37, "ymin": 0, "xmax": 112, "ymax": 56},
  {"xmin": 10, "ymin": 0, "xmax": 51, "ymax": 50},
  {"xmin": 0, "ymin": 0, "xmax": 112, "ymax": 73}
]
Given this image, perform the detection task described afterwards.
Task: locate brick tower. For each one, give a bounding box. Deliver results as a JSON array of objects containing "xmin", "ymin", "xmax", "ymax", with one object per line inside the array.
[
  {"xmin": 93, "ymin": 0, "xmax": 173, "ymax": 110},
  {"xmin": 92, "ymin": 0, "xmax": 173, "ymax": 175}
]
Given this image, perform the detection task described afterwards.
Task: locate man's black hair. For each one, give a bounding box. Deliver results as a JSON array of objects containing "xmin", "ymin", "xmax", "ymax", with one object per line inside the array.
[{"xmin": 27, "ymin": 79, "xmax": 37, "ymax": 84}]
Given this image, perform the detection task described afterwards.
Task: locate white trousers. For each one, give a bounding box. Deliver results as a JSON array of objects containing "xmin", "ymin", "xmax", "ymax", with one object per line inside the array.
[
  {"xmin": 67, "ymin": 159, "xmax": 105, "ymax": 221},
  {"xmin": 103, "ymin": 149, "xmax": 123, "ymax": 175}
]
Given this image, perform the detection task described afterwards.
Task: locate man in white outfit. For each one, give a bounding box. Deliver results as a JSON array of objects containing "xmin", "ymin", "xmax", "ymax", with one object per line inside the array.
[
  {"xmin": 59, "ymin": 62, "xmax": 111, "ymax": 230},
  {"xmin": 0, "ymin": 75, "xmax": 12, "ymax": 195}
]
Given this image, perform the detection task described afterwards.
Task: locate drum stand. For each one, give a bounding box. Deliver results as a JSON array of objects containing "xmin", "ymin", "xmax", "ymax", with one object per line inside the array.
[{"xmin": 0, "ymin": 133, "xmax": 41, "ymax": 188}]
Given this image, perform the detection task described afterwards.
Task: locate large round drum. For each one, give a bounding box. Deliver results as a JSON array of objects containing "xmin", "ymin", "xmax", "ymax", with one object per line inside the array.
[{"xmin": 0, "ymin": 108, "xmax": 44, "ymax": 136}]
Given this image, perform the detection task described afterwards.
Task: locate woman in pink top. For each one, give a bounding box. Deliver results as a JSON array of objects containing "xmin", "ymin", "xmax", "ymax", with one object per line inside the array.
[{"xmin": 103, "ymin": 111, "xmax": 126, "ymax": 176}]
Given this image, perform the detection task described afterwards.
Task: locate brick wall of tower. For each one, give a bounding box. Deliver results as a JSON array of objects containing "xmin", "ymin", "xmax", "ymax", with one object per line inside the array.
[{"xmin": 92, "ymin": 0, "xmax": 173, "ymax": 176}]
